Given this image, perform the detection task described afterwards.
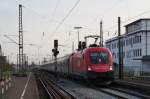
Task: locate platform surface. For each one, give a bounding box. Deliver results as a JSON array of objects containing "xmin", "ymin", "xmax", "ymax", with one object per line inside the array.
[{"xmin": 2, "ymin": 73, "xmax": 39, "ymax": 99}]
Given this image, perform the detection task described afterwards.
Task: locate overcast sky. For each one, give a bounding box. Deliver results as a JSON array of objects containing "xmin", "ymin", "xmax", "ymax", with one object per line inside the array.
[{"xmin": 1, "ymin": 0, "xmax": 150, "ymax": 64}]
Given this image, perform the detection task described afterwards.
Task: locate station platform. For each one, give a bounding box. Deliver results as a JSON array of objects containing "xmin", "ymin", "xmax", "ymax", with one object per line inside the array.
[{"xmin": 1, "ymin": 73, "xmax": 39, "ymax": 99}]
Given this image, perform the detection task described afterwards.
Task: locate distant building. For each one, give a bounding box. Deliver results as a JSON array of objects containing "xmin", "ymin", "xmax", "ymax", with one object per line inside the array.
[
  {"xmin": 0, "ymin": 44, "xmax": 7, "ymax": 77},
  {"xmin": 105, "ymin": 19, "xmax": 150, "ymax": 76},
  {"xmin": 0, "ymin": 44, "xmax": 6, "ymax": 63}
]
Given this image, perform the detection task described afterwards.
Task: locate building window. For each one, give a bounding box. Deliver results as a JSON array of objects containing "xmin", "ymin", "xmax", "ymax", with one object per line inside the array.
[
  {"xmin": 112, "ymin": 43, "xmax": 113, "ymax": 49},
  {"xmin": 123, "ymin": 52, "xmax": 125, "ymax": 58},
  {"xmin": 137, "ymin": 36, "xmax": 139, "ymax": 43},
  {"xmin": 134, "ymin": 50, "xmax": 136, "ymax": 56},
  {"xmin": 129, "ymin": 38, "xmax": 133, "ymax": 46},
  {"xmin": 126, "ymin": 39, "xmax": 128, "ymax": 46},
  {"xmin": 133, "ymin": 35, "xmax": 141, "ymax": 44},
  {"xmin": 139, "ymin": 49, "xmax": 142, "ymax": 56},
  {"xmin": 135, "ymin": 36, "xmax": 137, "ymax": 44},
  {"xmin": 117, "ymin": 42, "xmax": 119, "ymax": 48},
  {"xmin": 139, "ymin": 35, "xmax": 141, "ymax": 43},
  {"xmin": 117, "ymin": 52, "xmax": 119, "ymax": 58},
  {"xmin": 115, "ymin": 43, "xmax": 117, "ymax": 48},
  {"xmin": 133, "ymin": 49, "xmax": 142, "ymax": 57},
  {"xmin": 133, "ymin": 37, "xmax": 135, "ymax": 44},
  {"xmin": 109, "ymin": 44, "xmax": 111, "ymax": 49},
  {"xmin": 106, "ymin": 44, "xmax": 111, "ymax": 49},
  {"xmin": 123, "ymin": 40, "xmax": 125, "ymax": 46},
  {"xmin": 112, "ymin": 52, "xmax": 115, "ymax": 58},
  {"xmin": 114, "ymin": 43, "xmax": 116, "ymax": 49},
  {"xmin": 137, "ymin": 49, "xmax": 140, "ymax": 56}
]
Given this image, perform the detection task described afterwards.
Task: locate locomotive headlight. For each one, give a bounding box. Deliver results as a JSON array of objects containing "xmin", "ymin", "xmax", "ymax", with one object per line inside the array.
[
  {"xmin": 109, "ymin": 66, "xmax": 113, "ymax": 71},
  {"xmin": 88, "ymin": 67, "xmax": 91, "ymax": 71}
]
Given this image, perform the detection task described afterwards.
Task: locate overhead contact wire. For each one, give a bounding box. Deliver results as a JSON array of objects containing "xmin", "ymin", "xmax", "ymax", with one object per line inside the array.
[{"xmin": 51, "ymin": 0, "xmax": 80, "ymax": 37}]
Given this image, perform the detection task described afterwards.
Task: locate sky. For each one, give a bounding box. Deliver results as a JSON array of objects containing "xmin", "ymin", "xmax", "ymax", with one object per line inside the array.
[{"xmin": 1, "ymin": 0, "xmax": 150, "ymax": 64}]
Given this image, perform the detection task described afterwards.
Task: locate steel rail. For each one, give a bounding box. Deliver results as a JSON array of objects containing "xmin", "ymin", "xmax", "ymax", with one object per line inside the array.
[
  {"xmin": 109, "ymin": 87, "xmax": 150, "ymax": 99},
  {"xmin": 94, "ymin": 87, "xmax": 127, "ymax": 99},
  {"xmin": 111, "ymin": 80, "xmax": 150, "ymax": 98},
  {"xmin": 43, "ymin": 75, "xmax": 74, "ymax": 99},
  {"xmin": 67, "ymin": 77, "xmax": 127, "ymax": 99},
  {"xmin": 39, "ymin": 78, "xmax": 53, "ymax": 99},
  {"xmin": 38, "ymin": 72, "xmax": 75, "ymax": 99},
  {"xmin": 42, "ymin": 71, "xmax": 76, "ymax": 99},
  {"xmin": 44, "ymin": 78, "xmax": 65, "ymax": 99},
  {"xmin": 45, "ymin": 76, "xmax": 76, "ymax": 99}
]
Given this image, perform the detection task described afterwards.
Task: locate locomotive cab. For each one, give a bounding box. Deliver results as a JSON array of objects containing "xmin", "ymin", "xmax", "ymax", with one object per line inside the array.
[
  {"xmin": 89, "ymin": 51, "xmax": 113, "ymax": 72},
  {"xmin": 85, "ymin": 47, "xmax": 114, "ymax": 83}
]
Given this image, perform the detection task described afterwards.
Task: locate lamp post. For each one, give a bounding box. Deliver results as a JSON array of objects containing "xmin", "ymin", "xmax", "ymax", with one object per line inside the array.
[{"xmin": 74, "ymin": 26, "xmax": 83, "ymax": 45}]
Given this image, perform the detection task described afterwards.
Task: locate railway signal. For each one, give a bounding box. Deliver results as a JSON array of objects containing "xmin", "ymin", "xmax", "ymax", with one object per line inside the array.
[
  {"xmin": 52, "ymin": 40, "xmax": 59, "ymax": 57},
  {"xmin": 82, "ymin": 42, "xmax": 86, "ymax": 49},
  {"xmin": 52, "ymin": 40, "xmax": 59, "ymax": 80},
  {"xmin": 54, "ymin": 40, "xmax": 58, "ymax": 49},
  {"xmin": 52, "ymin": 49, "xmax": 59, "ymax": 57}
]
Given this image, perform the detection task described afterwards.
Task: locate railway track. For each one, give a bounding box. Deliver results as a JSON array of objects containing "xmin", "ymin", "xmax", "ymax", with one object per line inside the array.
[
  {"xmin": 109, "ymin": 86, "xmax": 150, "ymax": 99},
  {"xmin": 69, "ymin": 79, "xmax": 134, "ymax": 99},
  {"xmin": 35, "ymin": 71, "xmax": 75, "ymax": 99},
  {"xmin": 36, "ymin": 71, "xmax": 127, "ymax": 99},
  {"xmin": 94, "ymin": 87, "xmax": 127, "ymax": 99},
  {"xmin": 35, "ymin": 70, "xmax": 150, "ymax": 99},
  {"xmin": 91, "ymin": 85, "xmax": 150, "ymax": 99},
  {"xmin": 113, "ymin": 80, "xmax": 150, "ymax": 96},
  {"xmin": 79, "ymin": 80, "xmax": 150, "ymax": 99},
  {"xmin": 93, "ymin": 79, "xmax": 150, "ymax": 99}
]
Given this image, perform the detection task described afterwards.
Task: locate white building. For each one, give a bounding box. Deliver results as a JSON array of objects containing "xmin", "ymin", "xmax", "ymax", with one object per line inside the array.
[{"xmin": 105, "ymin": 19, "xmax": 150, "ymax": 76}]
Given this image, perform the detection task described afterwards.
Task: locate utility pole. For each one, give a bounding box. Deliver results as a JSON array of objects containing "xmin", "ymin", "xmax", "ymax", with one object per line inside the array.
[
  {"xmin": 74, "ymin": 26, "xmax": 83, "ymax": 46},
  {"xmin": 0, "ymin": 45, "xmax": 1, "ymax": 57},
  {"xmin": 118, "ymin": 17, "xmax": 123, "ymax": 80},
  {"xmin": 72, "ymin": 41, "xmax": 74, "ymax": 53},
  {"xmin": 100, "ymin": 20, "xmax": 103, "ymax": 47},
  {"xmin": 0, "ymin": 44, "xmax": 2, "ymax": 80},
  {"xmin": 19, "ymin": 4, "xmax": 24, "ymax": 70}
]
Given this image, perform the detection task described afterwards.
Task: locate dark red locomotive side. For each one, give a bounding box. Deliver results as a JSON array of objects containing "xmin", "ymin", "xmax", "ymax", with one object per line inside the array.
[
  {"xmin": 69, "ymin": 47, "xmax": 113, "ymax": 83},
  {"xmin": 41, "ymin": 47, "xmax": 113, "ymax": 84}
]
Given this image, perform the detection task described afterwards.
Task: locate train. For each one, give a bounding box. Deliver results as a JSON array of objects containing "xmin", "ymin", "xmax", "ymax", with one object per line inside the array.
[{"xmin": 40, "ymin": 45, "xmax": 114, "ymax": 85}]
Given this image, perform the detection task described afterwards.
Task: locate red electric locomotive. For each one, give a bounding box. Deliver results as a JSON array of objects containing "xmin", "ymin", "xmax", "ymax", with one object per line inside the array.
[
  {"xmin": 69, "ymin": 46, "xmax": 113, "ymax": 84},
  {"xmin": 41, "ymin": 35, "xmax": 114, "ymax": 85}
]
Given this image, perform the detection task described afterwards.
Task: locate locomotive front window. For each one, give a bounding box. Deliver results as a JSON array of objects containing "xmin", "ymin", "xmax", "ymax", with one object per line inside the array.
[{"xmin": 90, "ymin": 52, "xmax": 109, "ymax": 64}]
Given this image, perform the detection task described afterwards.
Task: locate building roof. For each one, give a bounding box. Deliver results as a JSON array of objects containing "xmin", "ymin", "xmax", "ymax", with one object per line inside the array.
[
  {"xmin": 105, "ymin": 35, "xmax": 125, "ymax": 43},
  {"xmin": 125, "ymin": 18, "xmax": 150, "ymax": 27},
  {"xmin": 106, "ymin": 18, "xmax": 150, "ymax": 43}
]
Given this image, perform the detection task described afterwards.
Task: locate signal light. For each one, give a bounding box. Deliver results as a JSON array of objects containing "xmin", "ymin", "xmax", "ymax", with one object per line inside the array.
[
  {"xmin": 78, "ymin": 41, "xmax": 82, "ymax": 50},
  {"xmin": 54, "ymin": 50, "xmax": 59, "ymax": 56},
  {"xmin": 54, "ymin": 40, "xmax": 58, "ymax": 48},
  {"xmin": 52, "ymin": 48, "xmax": 59, "ymax": 56},
  {"xmin": 82, "ymin": 42, "xmax": 86, "ymax": 49},
  {"xmin": 52, "ymin": 49, "xmax": 55, "ymax": 53}
]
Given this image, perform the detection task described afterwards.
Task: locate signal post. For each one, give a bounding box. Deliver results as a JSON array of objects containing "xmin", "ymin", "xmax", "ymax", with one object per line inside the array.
[{"xmin": 52, "ymin": 40, "xmax": 59, "ymax": 80}]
